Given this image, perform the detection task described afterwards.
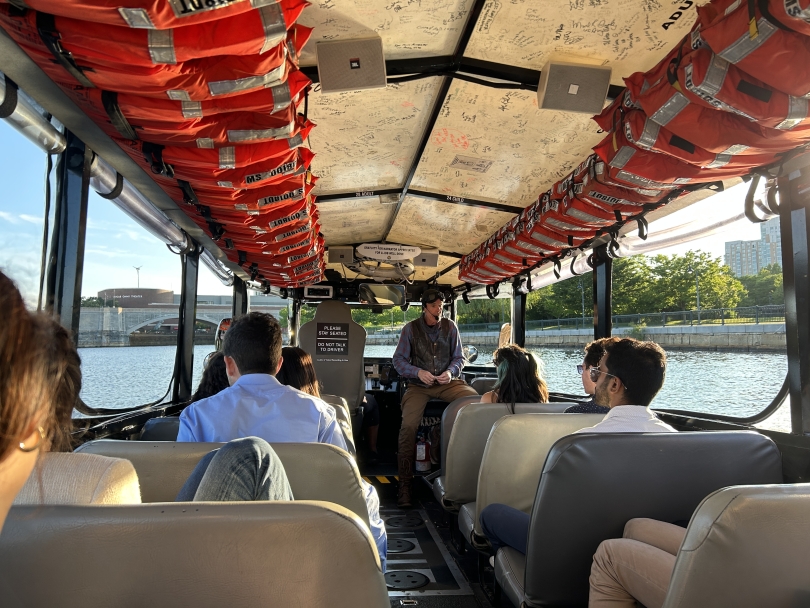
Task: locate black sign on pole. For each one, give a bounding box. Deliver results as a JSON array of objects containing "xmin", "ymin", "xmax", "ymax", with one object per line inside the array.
[{"xmin": 316, "ymin": 322, "xmax": 350, "ymax": 361}]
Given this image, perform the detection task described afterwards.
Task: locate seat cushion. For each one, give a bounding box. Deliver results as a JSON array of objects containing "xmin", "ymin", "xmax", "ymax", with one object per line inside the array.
[
  {"xmin": 432, "ymin": 475, "xmax": 450, "ymax": 507},
  {"xmin": 458, "ymin": 501, "xmax": 477, "ymax": 544},
  {"xmin": 14, "ymin": 452, "xmax": 141, "ymax": 505},
  {"xmin": 495, "ymin": 546, "xmax": 526, "ymax": 608}
]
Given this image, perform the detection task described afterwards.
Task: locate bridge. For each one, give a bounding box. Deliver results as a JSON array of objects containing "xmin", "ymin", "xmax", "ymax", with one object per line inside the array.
[{"xmin": 78, "ymin": 304, "xmax": 285, "ymax": 347}]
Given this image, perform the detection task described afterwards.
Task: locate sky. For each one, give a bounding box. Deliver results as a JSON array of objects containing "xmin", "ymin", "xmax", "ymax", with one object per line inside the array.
[
  {"xmin": 0, "ymin": 120, "xmax": 764, "ymax": 307},
  {"xmin": 0, "ymin": 121, "xmax": 231, "ymax": 307}
]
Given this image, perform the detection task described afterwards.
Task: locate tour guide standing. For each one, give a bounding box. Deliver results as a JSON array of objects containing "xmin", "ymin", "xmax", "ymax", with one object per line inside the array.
[{"xmin": 393, "ymin": 289, "xmax": 477, "ymax": 507}]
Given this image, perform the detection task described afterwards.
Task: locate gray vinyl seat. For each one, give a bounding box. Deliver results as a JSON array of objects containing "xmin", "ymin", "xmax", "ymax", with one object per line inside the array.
[
  {"xmin": 299, "ymin": 300, "xmax": 367, "ymax": 410},
  {"xmin": 0, "ymin": 501, "xmax": 388, "ymax": 608},
  {"xmin": 433, "ymin": 402, "xmax": 573, "ymax": 512},
  {"xmin": 493, "ymin": 431, "xmax": 783, "ymax": 608},
  {"xmin": 319, "ymin": 394, "xmax": 356, "ymax": 456},
  {"xmin": 140, "ymin": 416, "xmax": 180, "ymax": 440},
  {"xmin": 459, "ymin": 413, "xmax": 605, "ymax": 548},
  {"xmin": 662, "ymin": 483, "xmax": 810, "ymax": 608},
  {"xmin": 470, "ymin": 376, "xmax": 497, "ymax": 395},
  {"xmin": 437, "ymin": 395, "xmax": 483, "ymax": 473},
  {"xmin": 76, "ymin": 439, "xmax": 370, "ymax": 527}
]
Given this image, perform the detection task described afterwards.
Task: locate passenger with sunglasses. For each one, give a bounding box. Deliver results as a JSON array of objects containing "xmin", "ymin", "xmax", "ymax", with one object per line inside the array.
[
  {"xmin": 564, "ymin": 339, "xmax": 613, "ymax": 415},
  {"xmin": 479, "ymin": 338, "xmax": 674, "ymax": 562}
]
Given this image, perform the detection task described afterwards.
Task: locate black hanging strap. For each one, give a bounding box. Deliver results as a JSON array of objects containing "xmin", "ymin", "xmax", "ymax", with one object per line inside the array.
[
  {"xmin": 101, "ymin": 91, "xmax": 138, "ymax": 140},
  {"xmin": 0, "ymin": 75, "xmax": 18, "ymax": 119},
  {"xmin": 176, "ymin": 179, "xmax": 199, "ymax": 205},
  {"xmin": 36, "ymin": 12, "xmax": 95, "ymax": 89},
  {"xmin": 97, "ymin": 171, "xmax": 124, "ymax": 200}
]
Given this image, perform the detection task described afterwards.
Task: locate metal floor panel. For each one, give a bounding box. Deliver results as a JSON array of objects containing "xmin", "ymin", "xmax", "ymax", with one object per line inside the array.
[{"xmin": 383, "ymin": 508, "xmax": 474, "ymax": 598}]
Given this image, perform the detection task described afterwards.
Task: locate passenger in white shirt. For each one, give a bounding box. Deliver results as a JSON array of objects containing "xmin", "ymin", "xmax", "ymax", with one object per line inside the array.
[
  {"xmin": 480, "ymin": 338, "xmax": 675, "ymax": 557},
  {"xmin": 176, "ymin": 312, "xmax": 386, "ymax": 570}
]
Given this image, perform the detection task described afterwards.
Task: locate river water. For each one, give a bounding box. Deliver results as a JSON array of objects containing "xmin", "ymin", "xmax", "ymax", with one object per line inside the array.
[{"xmin": 78, "ymin": 344, "xmax": 791, "ymax": 433}]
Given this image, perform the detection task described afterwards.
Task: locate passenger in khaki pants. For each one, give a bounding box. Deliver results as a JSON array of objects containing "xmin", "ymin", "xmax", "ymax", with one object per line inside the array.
[
  {"xmin": 392, "ymin": 289, "xmax": 477, "ymax": 507},
  {"xmin": 589, "ymin": 518, "xmax": 686, "ymax": 608}
]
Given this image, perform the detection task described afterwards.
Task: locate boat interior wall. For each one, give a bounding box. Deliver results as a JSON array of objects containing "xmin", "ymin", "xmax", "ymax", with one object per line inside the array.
[
  {"xmin": 298, "ymin": 0, "xmax": 476, "ymax": 65},
  {"xmin": 0, "ymin": 28, "xmax": 248, "ymax": 281},
  {"xmin": 299, "ymin": 299, "xmax": 367, "ymax": 409},
  {"xmin": 440, "ymin": 403, "xmax": 577, "ymax": 509},
  {"xmin": 76, "ymin": 440, "xmax": 370, "ymax": 526},
  {"xmin": 662, "ymin": 484, "xmax": 810, "ymax": 608},
  {"xmin": 316, "ymin": 195, "xmax": 397, "ymax": 245},
  {"xmin": 463, "ymin": 0, "xmax": 697, "ymax": 86},
  {"xmin": 387, "ymin": 195, "xmax": 515, "ymax": 254},
  {"xmin": 510, "ymin": 431, "xmax": 783, "ymax": 607},
  {"xmin": 0, "ymin": 502, "xmax": 388, "ymax": 608},
  {"xmin": 308, "ymin": 81, "xmax": 442, "ymax": 194}
]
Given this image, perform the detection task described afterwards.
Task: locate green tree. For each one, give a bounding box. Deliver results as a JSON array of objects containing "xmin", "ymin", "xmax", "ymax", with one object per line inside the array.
[
  {"xmin": 646, "ymin": 251, "xmax": 744, "ymax": 311},
  {"xmin": 738, "ymin": 264, "xmax": 784, "ymax": 306},
  {"xmin": 80, "ymin": 296, "xmax": 119, "ymax": 307}
]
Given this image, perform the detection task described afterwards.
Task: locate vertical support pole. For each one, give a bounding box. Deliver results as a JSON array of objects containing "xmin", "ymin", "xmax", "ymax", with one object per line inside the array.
[
  {"xmin": 231, "ymin": 275, "xmax": 248, "ymax": 320},
  {"xmin": 778, "ymin": 164, "xmax": 810, "ymax": 434},
  {"xmin": 172, "ymin": 246, "xmax": 200, "ymax": 403},
  {"xmin": 45, "ymin": 132, "xmax": 90, "ymax": 342},
  {"xmin": 289, "ymin": 299, "xmax": 301, "ymax": 347},
  {"xmin": 448, "ymin": 297, "xmax": 457, "ymax": 322},
  {"xmin": 511, "ymin": 282, "xmax": 526, "ymax": 347},
  {"xmin": 592, "ymin": 245, "xmax": 613, "ymax": 339}
]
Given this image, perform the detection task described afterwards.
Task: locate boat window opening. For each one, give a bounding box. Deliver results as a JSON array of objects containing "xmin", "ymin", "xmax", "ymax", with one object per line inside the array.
[
  {"xmin": 77, "ymin": 188, "xmax": 188, "ymax": 412},
  {"xmin": 0, "ymin": 121, "xmax": 51, "ymax": 310},
  {"xmin": 455, "ymin": 293, "xmax": 513, "ymax": 365}
]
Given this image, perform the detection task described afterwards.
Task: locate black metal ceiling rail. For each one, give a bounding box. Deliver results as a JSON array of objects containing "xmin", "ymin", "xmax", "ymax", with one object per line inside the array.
[
  {"xmin": 300, "ymin": 56, "xmax": 455, "ymax": 84},
  {"xmin": 314, "ymin": 188, "xmax": 402, "ymax": 203},
  {"xmin": 381, "ymin": 0, "xmax": 490, "ymax": 243},
  {"xmin": 407, "ymin": 188, "xmax": 521, "ymax": 214},
  {"xmin": 438, "ymin": 260, "xmax": 461, "ymax": 278}
]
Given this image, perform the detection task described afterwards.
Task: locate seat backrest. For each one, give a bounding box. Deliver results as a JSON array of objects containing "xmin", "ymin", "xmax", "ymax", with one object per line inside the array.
[
  {"xmin": 140, "ymin": 416, "xmax": 180, "ymax": 441},
  {"xmin": 299, "ymin": 300, "xmax": 367, "ymax": 409},
  {"xmin": 470, "ymin": 376, "xmax": 497, "ymax": 395},
  {"xmin": 440, "ymin": 395, "xmax": 483, "ymax": 468},
  {"xmin": 13, "ymin": 452, "xmax": 141, "ymax": 505},
  {"xmin": 442, "ymin": 402, "xmax": 572, "ymax": 506},
  {"xmin": 663, "ymin": 483, "xmax": 810, "ymax": 608},
  {"xmin": 0, "ymin": 501, "xmax": 388, "ymax": 608},
  {"xmin": 320, "ymin": 395, "xmax": 356, "ymax": 455},
  {"xmin": 523, "ymin": 431, "xmax": 783, "ymax": 607},
  {"xmin": 76, "ymin": 440, "xmax": 369, "ymax": 526},
  {"xmin": 473, "ymin": 413, "xmax": 605, "ymax": 536}
]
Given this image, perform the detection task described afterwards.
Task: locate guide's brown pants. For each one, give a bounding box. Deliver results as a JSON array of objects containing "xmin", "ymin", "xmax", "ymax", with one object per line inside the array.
[{"xmin": 397, "ymin": 379, "xmax": 478, "ymax": 480}]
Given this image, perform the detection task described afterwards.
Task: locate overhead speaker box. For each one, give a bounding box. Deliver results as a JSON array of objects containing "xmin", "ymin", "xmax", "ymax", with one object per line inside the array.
[
  {"xmin": 328, "ymin": 246, "xmax": 354, "ymax": 265},
  {"xmin": 413, "ymin": 248, "xmax": 439, "ymax": 268},
  {"xmin": 316, "ymin": 37, "xmax": 387, "ymax": 94},
  {"xmin": 537, "ymin": 61, "xmax": 612, "ymax": 114}
]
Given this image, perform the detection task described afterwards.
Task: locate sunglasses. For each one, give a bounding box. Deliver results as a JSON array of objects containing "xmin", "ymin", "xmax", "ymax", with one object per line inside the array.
[{"xmin": 589, "ymin": 365, "xmax": 627, "ymax": 388}]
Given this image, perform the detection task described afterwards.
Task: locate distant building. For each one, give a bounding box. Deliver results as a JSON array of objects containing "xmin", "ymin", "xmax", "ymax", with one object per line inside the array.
[
  {"xmin": 725, "ymin": 217, "xmax": 781, "ymax": 277},
  {"xmin": 97, "ymin": 288, "xmax": 174, "ymax": 308}
]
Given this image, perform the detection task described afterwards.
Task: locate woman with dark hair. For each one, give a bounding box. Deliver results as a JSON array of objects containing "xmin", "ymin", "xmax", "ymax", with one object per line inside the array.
[
  {"xmin": 276, "ymin": 347, "xmax": 322, "ymax": 397},
  {"xmin": 191, "ymin": 351, "xmax": 229, "ymax": 403},
  {"xmin": 480, "ymin": 344, "xmax": 549, "ymax": 407}
]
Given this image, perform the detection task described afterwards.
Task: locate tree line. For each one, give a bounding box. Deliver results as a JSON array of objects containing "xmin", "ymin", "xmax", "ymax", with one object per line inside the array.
[{"xmin": 458, "ymin": 251, "xmax": 783, "ymax": 325}]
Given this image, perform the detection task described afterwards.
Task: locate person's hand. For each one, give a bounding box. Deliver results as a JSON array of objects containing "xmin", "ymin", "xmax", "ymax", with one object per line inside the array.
[
  {"xmin": 417, "ymin": 370, "xmax": 436, "ymax": 385},
  {"xmin": 436, "ymin": 371, "xmax": 452, "ymax": 385}
]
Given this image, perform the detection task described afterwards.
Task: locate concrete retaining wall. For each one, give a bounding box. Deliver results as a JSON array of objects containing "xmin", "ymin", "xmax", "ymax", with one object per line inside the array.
[{"xmin": 366, "ymin": 323, "xmax": 787, "ymax": 351}]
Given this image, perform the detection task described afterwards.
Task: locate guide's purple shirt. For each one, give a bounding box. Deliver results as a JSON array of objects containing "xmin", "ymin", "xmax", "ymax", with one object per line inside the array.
[{"xmin": 392, "ymin": 317, "xmax": 466, "ymax": 379}]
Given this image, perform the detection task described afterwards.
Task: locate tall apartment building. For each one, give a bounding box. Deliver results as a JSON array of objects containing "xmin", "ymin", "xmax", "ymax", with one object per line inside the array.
[{"xmin": 724, "ymin": 217, "xmax": 782, "ymax": 277}]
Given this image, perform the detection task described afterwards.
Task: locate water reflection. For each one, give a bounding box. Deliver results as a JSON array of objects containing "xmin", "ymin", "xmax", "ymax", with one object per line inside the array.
[{"xmin": 78, "ymin": 344, "xmax": 789, "ymax": 432}]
